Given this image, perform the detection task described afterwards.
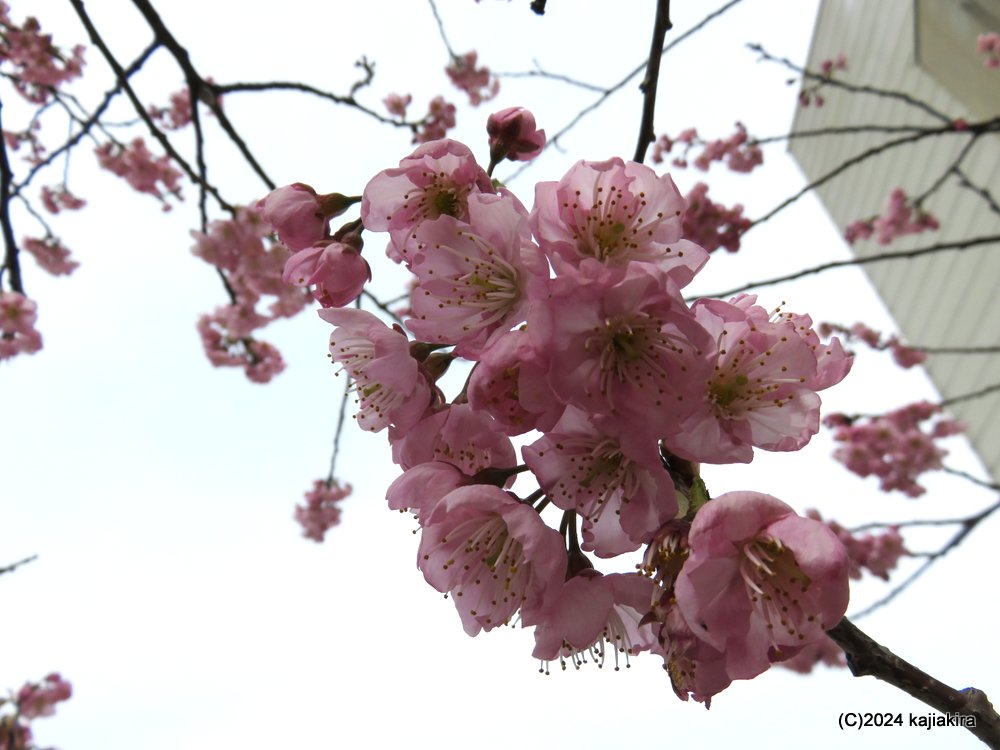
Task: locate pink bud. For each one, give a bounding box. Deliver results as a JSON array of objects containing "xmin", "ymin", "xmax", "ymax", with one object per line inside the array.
[{"xmin": 486, "ymin": 106, "xmax": 546, "ymax": 163}]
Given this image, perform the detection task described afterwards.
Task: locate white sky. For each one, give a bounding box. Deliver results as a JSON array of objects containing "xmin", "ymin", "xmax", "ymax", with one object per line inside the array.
[{"xmin": 3, "ymin": 1, "xmax": 998, "ymax": 749}]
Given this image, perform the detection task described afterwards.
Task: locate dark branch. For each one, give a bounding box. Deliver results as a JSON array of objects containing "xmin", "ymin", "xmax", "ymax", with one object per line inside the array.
[
  {"xmin": 0, "ymin": 99, "xmax": 24, "ymax": 293},
  {"xmin": 633, "ymin": 0, "xmax": 672, "ymax": 163},
  {"xmin": 698, "ymin": 234, "xmax": 1000, "ymax": 299},
  {"xmin": 827, "ymin": 618, "xmax": 1000, "ymax": 748},
  {"xmin": 0, "ymin": 554, "xmax": 38, "ymax": 577}
]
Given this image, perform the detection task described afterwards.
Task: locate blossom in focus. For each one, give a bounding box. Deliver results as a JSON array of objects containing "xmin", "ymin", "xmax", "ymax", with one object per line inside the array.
[
  {"xmin": 361, "ymin": 138, "xmax": 493, "ymax": 262},
  {"xmin": 417, "ymin": 484, "xmax": 566, "ymax": 635},
  {"xmin": 674, "ymin": 492, "xmax": 850, "ymax": 681},
  {"xmin": 320, "ymin": 307, "xmax": 431, "ymax": 432},
  {"xmin": 529, "ymin": 571, "xmax": 656, "ymax": 668},
  {"xmin": 487, "ymin": 106, "xmax": 545, "ymax": 163},
  {"xmin": 294, "ymin": 479, "xmax": 352, "ymax": 542},
  {"xmin": 282, "ymin": 238, "xmax": 371, "ymax": 308},
  {"xmin": 258, "ymin": 183, "xmax": 328, "ymax": 251}
]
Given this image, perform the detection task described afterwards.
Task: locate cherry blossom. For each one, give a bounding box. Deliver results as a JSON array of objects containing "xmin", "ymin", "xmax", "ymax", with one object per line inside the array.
[
  {"xmin": 320, "ymin": 307, "xmax": 431, "ymax": 432},
  {"xmin": 417, "ymin": 484, "xmax": 566, "ymax": 635},
  {"xmin": 844, "ymin": 188, "xmax": 939, "ymax": 245},
  {"xmin": 382, "ymin": 92, "xmax": 412, "ymax": 118},
  {"xmin": 414, "ymin": 96, "xmax": 457, "ymax": 144},
  {"xmin": 95, "ymin": 138, "xmax": 183, "ymax": 211},
  {"xmin": 294, "ymin": 479, "xmax": 352, "ymax": 542},
  {"xmin": 978, "ymin": 31, "xmax": 1000, "ymax": 69},
  {"xmin": 282, "ymin": 237, "xmax": 371, "ymax": 309},
  {"xmin": 674, "ymin": 492, "xmax": 849, "ymax": 681},
  {"xmin": 0, "ymin": 6, "xmax": 85, "ymax": 104},
  {"xmin": 39, "ymin": 184, "xmax": 86, "ymax": 214},
  {"xmin": 21, "ymin": 236, "xmax": 78, "ymax": 276},
  {"xmin": 15, "ymin": 673, "xmax": 72, "ymax": 720},
  {"xmin": 445, "ymin": 50, "xmax": 499, "ymax": 106},
  {"xmin": 487, "ymin": 106, "xmax": 545, "ymax": 164},
  {"xmin": 806, "ymin": 509, "xmax": 907, "ymax": 581},
  {"xmin": 0, "ymin": 291, "xmax": 43, "ymax": 359},
  {"xmin": 681, "ymin": 182, "xmax": 751, "ymax": 254}
]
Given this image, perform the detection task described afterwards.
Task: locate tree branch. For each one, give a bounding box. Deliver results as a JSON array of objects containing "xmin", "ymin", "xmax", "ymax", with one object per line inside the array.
[
  {"xmin": 827, "ymin": 618, "xmax": 1000, "ymax": 748},
  {"xmin": 633, "ymin": 0, "xmax": 672, "ymax": 163}
]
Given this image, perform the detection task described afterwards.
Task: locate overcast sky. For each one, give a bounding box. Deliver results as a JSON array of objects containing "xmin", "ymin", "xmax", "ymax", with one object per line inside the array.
[{"xmin": 3, "ymin": 1, "xmax": 998, "ymax": 749}]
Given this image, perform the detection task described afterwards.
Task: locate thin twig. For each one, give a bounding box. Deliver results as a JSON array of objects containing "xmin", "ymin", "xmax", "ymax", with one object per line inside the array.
[
  {"xmin": 427, "ymin": 0, "xmax": 458, "ymax": 59},
  {"xmin": 698, "ymin": 234, "xmax": 1000, "ymax": 299},
  {"xmin": 0, "ymin": 554, "xmax": 38, "ymax": 577},
  {"xmin": 954, "ymin": 166, "xmax": 1000, "ymax": 217},
  {"xmin": 495, "ymin": 63, "xmax": 606, "ymax": 93}
]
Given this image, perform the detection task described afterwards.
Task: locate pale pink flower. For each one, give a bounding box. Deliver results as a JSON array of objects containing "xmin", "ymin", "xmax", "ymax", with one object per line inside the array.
[
  {"xmin": 39, "ymin": 184, "xmax": 85, "ymax": 214},
  {"xmin": 257, "ymin": 183, "xmax": 328, "ymax": 251},
  {"xmin": 148, "ymin": 87, "xmax": 193, "ymax": 130},
  {"xmin": 383, "ymin": 92, "xmax": 412, "ymax": 118},
  {"xmin": 0, "ymin": 10, "xmax": 85, "ymax": 103},
  {"xmin": 320, "ymin": 307, "xmax": 430, "ymax": 432},
  {"xmin": 21, "ymin": 236, "xmax": 78, "ymax": 276},
  {"xmin": 978, "ymin": 32, "xmax": 1000, "ymax": 68},
  {"xmin": 282, "ymin": 238, "xmax": 371, "ymax": 308},
  {"xmin": 674, "ymin": 492, "xmax": 850, "ymax": 680},
  {"xmin": 16, "ymin": 672, "xmax": 72, "ymax": 720},
  {"xmin": 414, "ymin": 96, "xmax": 457, "ymax": 144},
  {"xmin": 466, "ymin": 328, "xmax": 560, "ymax": 435},
  {"xmin": 531, "ymin": 158, "xmax": 707, "ymax": 280},
  {"xmin": 406, "ymin": 192, "xmax": 547, "ymax": 358},
  {"xmin": 529, "ymin": 571, "xmax": 656, "ymax": 668},
  {"xmin": 805, "ymin": 510, "xmax": 907, "ymax": 581},
  {"xmin": 389, "ymin": 402, "xmax": 516, "ymax": 474},
  {"xmin": 361, "ymin": 138, "xmax": 493, "ymax": 263},
  {"xmin": 846, "ymin": 188, "xmax": 939, "ymax": 246},
  {"xmin": 681, "ymin": 182, "xmax": 751, "ymax": 253},
  {"xmin": 664, "ymin": 296, "xmax": 850, "ymax": 464},
  {"xmin": 487, "ymin": 106, "xmax": 545, "ymax": 163},
  {"xmin": 95, "ymin": 138, "xmax": 183, "ymax": 211},
  {"xmin": 196, "ymin": 311, "xmax": 285, "ymax": 383},
  {"xmin": 445, "ymin": 50, "xmax": 499, "ymax": 106},
  {"xmin": 386, "ymin": 461, "xmax": 465, "ymax": 521},
  {"xmin": 0, "ymin": 291, "xmax": 43, "ymax": 359},
  {"xmin": 417, "ymin": 484, "xmax": 566, "ymax": 635},
  {"xmin": 523, "ymin": 406, "xmax": 677, "ymax": 558},
  {"xmin": 654, "ymin": 601, "xmax": 733, "ymax": 705},
  {"xmin": 529, "ymin": 264, "xmax": 712, "ymax": 429},
  {"xmin": 294, "ymin": 479, "xmax": 352, "ymax": 542}
]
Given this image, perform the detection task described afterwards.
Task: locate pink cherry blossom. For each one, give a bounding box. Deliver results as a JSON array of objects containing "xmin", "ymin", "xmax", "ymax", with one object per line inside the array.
[
  {"xmin": 529, "ymin": 571, "xmax": 656, "ymax": 668},
  {"xmin": 257, "ymin": 183, "xmax": 329, "ymax": 251},
  {"xmin": 466, "ymin": 327, "xmax": 560, "ymax": 435},
  {"xmin": 824, "ymin": 401, "xmax": 965, "ymax": 497},
  {"xmin": 487, "ymin": 106, "xmax": 545, "ymax": 163},
  {"xmin": 978, "ymin": 31, "xmax": 1000, "ymax": 68},
  {"xmin": 664, "ymin": 296, "xmax": 851, "ymax": 464},
  {"xmin": 21, "ymin": 236, "xmax": 79, "ymax": 276},
  {"xmin": 523, "ymin": 406, "xmax": 677, "ymax": 557},
  {"xmin": 805, "ymin": 510, "xmax": 907, "ymax": 581},
  {"xmin": 674, "ymin": 492, "xmax": 850, "ymax": 681},
  {"xmin": 294, "ymin": 479, "xmax": 352, "ymax": 542},
  {"xmin": 282, "ymin": 237, "xmax": 371, "ymax": 308},
  {"xmin": 148, "ymin": 87, "xmax": 194, "ymax": 130},
  {"xmin": 361, "ymin": 138, "xmax": 493, "ymax": 262},
  {"xmin": 0, "ymin": 8, "xmax": 85, "ymax": 104},
  {"xmin": 414, "ymin": 96, "xmax": 457, "ymax": 144},
  {"xmin": 445, "ymin": 50, "xmax": 499, "ymax": 106},
  {"xmin": 320, "ymin": 307, "xmax": 431, "ymax": 432},
  {"xmin": 16, "ymin": 673, "xmax": 72, "ymax": 720},
  {"xmin": 196, "ymin": 310, "xmax": 286, "ymax": 383},
  {"xmin": 845, "ymin": 188, "xmax": 939, "ymax": 246},
  {"xmin": 531, "ymin": 157, "xmax": 707, "ymax": 279},
  {"xmin": 383, "ymin": 92, "xmax": 412, "ymax": 118},
  {"xmin": 681, "ymin": 182, "xmax": 751, "ymax": 254},
  {"xmin": 529, "ymin": 264, "xmax": 712, "ymax": 429},
  {"xmin": 0, "ymin": 291, "xmax": 43, "ymax": 360},
  {"xmin": 406, "ymin": 192, "xmax": 547, "ymax": 357},
  {"xmin": 39, "ymin": 184, "xmax": 86, "ymax": 214},
  {"xmin": 95, "ymin": 138, "xmax": 183, "ymax": 211},
  {"xmin": 417, "ymin": 484, "xmax": 566, "ymax": 635}
]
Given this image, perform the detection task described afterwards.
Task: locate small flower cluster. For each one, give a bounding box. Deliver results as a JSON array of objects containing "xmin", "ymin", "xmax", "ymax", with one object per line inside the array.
[
  {"xmin": 681, "ymin": 182, "xmax": 752, "ymax": 253},
  {"xmin": 977, "ymin": 32, "xmax": 1000, "ymax": 69},
  {"xmin": 798, "ymin": 53, "xmax": 847, "ymax": 108},
  {"xmin": 39, "ymin": 185, "xmax": 86, "ymax": 215},
  {"xmin": 824, "ymin": 402, "xmax": 965, "ymax": 497},
  {"xmin": 191, "ymin": 207, "xmax": 313, "ymax": 382},
  {"xmin": 282, "ymin": 113, "xmax": 853, "ymax": 703},
  {"xmin": 95, "ymin": 138, "xmax": 184, "ymax": 212},
  {"xmin": 0, "ymin": 291, "xmax": 43, "ymax": 360},
  {"xmin": 294, "ymin": 479, "xmax": 352, "ymax": 542},
  {"xmin": 0, "ymin": 673, "xmax": 72, "ymax": 750},
  {"xmin": 0, "ymin": 3, "xmax": 85, "ymax": 104},
  {"xmin": 651, "ymin": 123, "xmax": 762, "ymax": 173},
  {"xmin": 805, "ymin": 509, "xmax": 907, "ymax": 580},
  {"xmin": 819, "ymin": 321, "xmax": 927, "ymax": 369},
  {"xmin": 414, "ymin": 96, "xmax": 458, "ymax": 144},
  {"xmin": 844, "ymin": 188, "xmax": 939, "ymax": 245},
  {"xmin": 445, "ymin": 50, "xmax": 499, "ymax": 106},
  {"xmin": 21, "ymin": 237, "xmax": 78, "ymax": 277},
  {"xmin": 148, "ymin": 87, "xmax": 194, "ymax": 130}
]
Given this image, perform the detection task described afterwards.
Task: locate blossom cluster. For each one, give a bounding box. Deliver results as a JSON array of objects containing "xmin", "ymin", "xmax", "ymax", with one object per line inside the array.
[
  {"xmin": 651, "ymin": 123, "xmax": 763, "ymax": 173},
  {"xmin": 271, "ymin": 116, "xmax": 854, "ymax": 703},
  {"xmin": 294, "ymin": 479, "xmax": 353, "ymax": 542},
  {"xmin": 445, "ymin": 50, "xmax": 499, "ymax": 106},
  {"xmin": 805, "ymin": 509, "xmax": 907, "ymax": 580},
  {"xmin": 798, "ymin": 53, "xmax": 847, "ymax": 108},
  {"xmin": 824, "ymin": 401, "xmax": 965, "ymax": 497},
  {"xmin": 978, "ymin": 32, "xmax": 1000, "ymax": 69},
  {"xmin": 190, "ymin": 206, "xmax": 313, "ymax": 382},
  {"xmin": 0, "ymin": 2, "xmax": 85, "ymax": 104},
  {"xmin": 0, "ymin": 673, "xmax": 72, "ymax": 750},
  {"xmin": 680, "ymin": 182, "xmax": 752, "ymax": 253},
  {"xmin": 844, "ymin": 188, "xmax": 939, "ymax": 245},
  {"xmin": 0, "ymin": 291, "xmax": 43, "ymax": 360},
  {"xmin": 819, "ymin": 321, "xmax": 927, "ymax": 369},
  {"xmin": 95, "ymin": 138, "xmax": 184, "ymax": 212}
]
